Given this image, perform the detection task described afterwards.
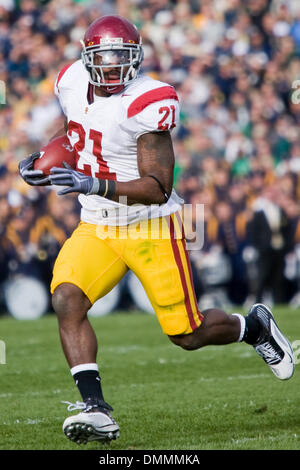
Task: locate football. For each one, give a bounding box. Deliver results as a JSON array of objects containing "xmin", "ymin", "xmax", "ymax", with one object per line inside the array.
[{"xmin": 33, "ymin": 135, "xmax": 77, "ymax": 175}]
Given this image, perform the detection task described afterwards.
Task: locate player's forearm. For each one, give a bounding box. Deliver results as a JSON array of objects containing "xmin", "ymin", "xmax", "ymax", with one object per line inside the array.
[
  {"xmin": 49, "ymin": 168, "xmax": 172, "ymax": 202},
  {"xmin": 90, "ymin": 163, "xmax": 173, "ymax": 205},
  {"xmin": 113, "ymin": 176, "xmax": 170, "ymax": 205}
]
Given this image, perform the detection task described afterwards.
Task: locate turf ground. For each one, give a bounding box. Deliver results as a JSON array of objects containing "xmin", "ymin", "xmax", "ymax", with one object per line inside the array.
[{"xmin": 0, "ymin": 306, "xmax": 299, "ymax": 451}]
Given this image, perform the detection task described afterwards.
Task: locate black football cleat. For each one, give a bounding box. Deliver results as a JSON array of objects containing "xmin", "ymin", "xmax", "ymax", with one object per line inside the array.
[{"xmin": 247, "ymin": 303, "xmax": 294, "ymax": 380}]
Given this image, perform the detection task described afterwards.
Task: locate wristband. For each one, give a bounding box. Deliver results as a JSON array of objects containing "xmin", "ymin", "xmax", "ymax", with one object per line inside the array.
[{"xmin": 89, "ymin": 178, "xmax": 116, "ymax": 199}]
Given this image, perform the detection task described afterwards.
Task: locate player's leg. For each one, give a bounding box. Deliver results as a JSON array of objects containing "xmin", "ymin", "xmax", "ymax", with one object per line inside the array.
[
  {"xmin": 168, "ymin": 307, "xmax": 241, "ymax": 350},
  {"xmin": 52, "ymin": 283, "xmax": 94, "ymax": 366},
  {"xmin": 163, "ymin": 231, "xmax": 295, "ymax": 379},
  {"xmin": 169, "ymin": 303, "xmax": 294, "ymax": 380},
  {"xmin": 51, "ymin": 222, "xmax": 128, "ymax": 444},
  {"xmin": 126, "ymin": 214, "xmax": 294, "ymax": 380}
]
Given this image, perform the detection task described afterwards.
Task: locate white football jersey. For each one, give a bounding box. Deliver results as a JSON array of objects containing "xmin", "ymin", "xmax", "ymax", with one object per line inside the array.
[{"xmin": 54, "ymin": 60, "xmax": 183, "ymax": 225}]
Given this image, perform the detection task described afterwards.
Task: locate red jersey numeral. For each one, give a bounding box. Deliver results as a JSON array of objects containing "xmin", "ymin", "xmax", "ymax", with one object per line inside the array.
[
  {"xmin": 68, "ymin": 120, "xmax": 85, "ymax": 154},
  {"xmin": 158, "ymin": 105, "xmax": 176, "ymax": 131},
  {"xmin": 67, "ymin": 121, "xmax": 116, "ymax": 180},
  {"xmin": 89, "ymin": 129, "xmax": 116, "ymax": 180}
]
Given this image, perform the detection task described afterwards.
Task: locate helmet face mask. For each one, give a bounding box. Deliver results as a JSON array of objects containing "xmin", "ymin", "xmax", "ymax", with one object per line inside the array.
[
  {"xmin": 81, "ymin": 15, "xmax": 144, "ymax": 94},
  {"xmin": 81, "ymin": 42, "xmax": 143, "ymax": 91}
]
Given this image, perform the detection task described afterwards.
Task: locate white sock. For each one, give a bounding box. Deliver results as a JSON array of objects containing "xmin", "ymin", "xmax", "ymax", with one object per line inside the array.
[
  {"xmin": 232, "ymin": 313, "xmax": 246, "ymax": 342},
  {"xmin": 70, "ymin": 363, "xmax": 99, "ymax": 376}
]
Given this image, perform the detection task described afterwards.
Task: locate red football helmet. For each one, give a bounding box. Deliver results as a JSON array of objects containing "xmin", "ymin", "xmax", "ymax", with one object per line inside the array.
[{"xmin": 81, "ymin": 15, "xmax": 144, "ymax": 94}]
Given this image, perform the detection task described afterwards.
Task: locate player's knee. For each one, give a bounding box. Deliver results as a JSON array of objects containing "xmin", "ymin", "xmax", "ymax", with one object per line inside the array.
[
  {"xmin": 168, "ymin": 331, "xmax": 203, "ymax": 351},
  {"xmin": 52, "ymin": 283, "xmax": 91, "ymax": 320}
]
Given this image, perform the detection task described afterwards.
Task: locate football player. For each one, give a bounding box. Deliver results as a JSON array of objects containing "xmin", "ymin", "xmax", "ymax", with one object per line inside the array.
[{"xmin": 19, "ymin": 15, "xmax": 295, "ymax": 445}]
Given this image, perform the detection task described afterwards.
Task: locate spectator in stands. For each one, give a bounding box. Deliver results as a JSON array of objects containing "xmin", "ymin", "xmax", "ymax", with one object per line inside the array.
[{"xmin": 1, "ymin": 0, "xmax": 300, "ymax": 308}]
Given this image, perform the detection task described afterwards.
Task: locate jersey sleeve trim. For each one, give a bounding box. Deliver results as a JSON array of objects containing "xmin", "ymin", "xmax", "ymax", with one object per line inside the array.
[
  {"xmin": 55, "ymin": 63, "xmax": 73, "ymax": 93},
  {"xmin": 127, "ymin": 86, "xmax": 179, "ymax": 118}
]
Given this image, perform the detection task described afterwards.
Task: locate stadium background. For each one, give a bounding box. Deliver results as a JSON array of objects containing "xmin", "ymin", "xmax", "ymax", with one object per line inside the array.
[{"xmin": 1, "ymin": 0, "xmax": 300, "ymax": 319}]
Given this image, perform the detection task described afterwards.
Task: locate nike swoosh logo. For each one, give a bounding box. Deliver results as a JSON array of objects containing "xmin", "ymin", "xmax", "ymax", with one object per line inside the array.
[{"xmin": 286, "ymin": 351, "xmax": 294, "ymax": 364}]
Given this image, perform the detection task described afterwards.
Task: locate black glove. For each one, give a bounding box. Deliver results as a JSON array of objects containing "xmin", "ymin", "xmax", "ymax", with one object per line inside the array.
[
  {"xmin": 49, "ymin": 162, "xmax": 116, "ymax": 199},
  {"xmin": 19, "ymin": 152, "xmax": 51, "ymax": 186},
  {"xmin": 49, "ymin": 162, "xmax": 95, "ymax": 195}
]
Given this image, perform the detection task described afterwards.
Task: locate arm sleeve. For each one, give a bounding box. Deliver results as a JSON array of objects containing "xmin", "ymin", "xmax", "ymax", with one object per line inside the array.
[
  {"xmin": 126, "ymin": 85, "xmax": 180, "ymax": 140},
  {"xmin": 54, "ymin": 74, "xmax": 67, "ymax": 115},
  {"xmin": 54, "ymin": 64, "xmax": 73, "ymax": 115},
  {"xmin": 134, "ymin": 98, "xmax": 180, "ymax": 140}
]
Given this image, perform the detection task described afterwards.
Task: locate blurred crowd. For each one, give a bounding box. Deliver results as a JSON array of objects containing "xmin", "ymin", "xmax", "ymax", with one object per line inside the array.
[{"xmin": 1, "ymin": 0, "xmax": 300, "ymax": 316}]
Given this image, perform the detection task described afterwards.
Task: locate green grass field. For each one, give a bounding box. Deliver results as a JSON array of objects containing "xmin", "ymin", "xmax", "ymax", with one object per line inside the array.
[{"xmin": 0, "ymin": 307, "xmax": 299, "ymax": 450}]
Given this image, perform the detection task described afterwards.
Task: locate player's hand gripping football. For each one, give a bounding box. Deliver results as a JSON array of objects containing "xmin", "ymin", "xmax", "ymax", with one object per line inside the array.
[
  {"xmin": 49, "ymin": 163, "xmax": 96, "ymax": 195},
  {"xmin": 19, "ymin": 152, "xmax": 51, "ymax": 186}
]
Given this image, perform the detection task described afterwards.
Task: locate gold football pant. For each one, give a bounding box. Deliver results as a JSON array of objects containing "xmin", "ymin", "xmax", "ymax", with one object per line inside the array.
[{"xmin": 51, "ymin": 214, "xmax": 203, "ymax": 336}]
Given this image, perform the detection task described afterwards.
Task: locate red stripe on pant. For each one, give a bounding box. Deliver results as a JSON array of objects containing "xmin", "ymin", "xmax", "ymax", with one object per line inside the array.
[
  {"xmin": 174, "ymin": 212, "xmax": 204, "ymax": 323},
  {"xmin": 169, "ymin": 216, "xmax": 198, "ymax": 331},
  {"xmin": 180, "ymin": 238, "xmax": 204, "ymax": 323}
]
